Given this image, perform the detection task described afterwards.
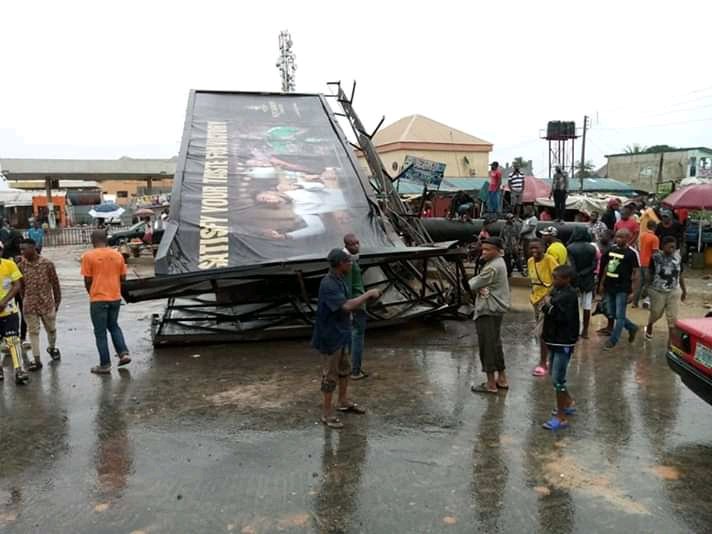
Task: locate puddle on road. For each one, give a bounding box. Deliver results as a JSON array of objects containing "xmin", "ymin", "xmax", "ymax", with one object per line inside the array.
[{"xmin": 541, "ymin": 453, "xmax": 649, "ymax": 515}]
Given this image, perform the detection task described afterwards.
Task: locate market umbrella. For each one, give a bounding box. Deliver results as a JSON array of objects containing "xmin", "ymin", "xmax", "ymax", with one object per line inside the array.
[
  {"xmin": 133, "ymin": 208, "xmax": 155, "ymax": 218},
  {"xmin": 662, "ymin": 183, "xmax": 712, "ymax": 251},
  {"xmin": 503, "ymin": 176, "xmax": 551, "ymax": 203},
  {"xmin": 89, "ymin": 201, "xmax": 125, "ymax": 220}
]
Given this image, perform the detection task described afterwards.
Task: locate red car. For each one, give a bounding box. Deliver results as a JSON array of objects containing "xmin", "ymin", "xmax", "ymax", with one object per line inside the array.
[{"xmin": 667, "ymin": 317, "xmax": 712, "ymax": 406}]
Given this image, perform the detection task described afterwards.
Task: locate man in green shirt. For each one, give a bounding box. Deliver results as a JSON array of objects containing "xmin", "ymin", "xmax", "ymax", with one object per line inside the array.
[{"xmin": 344, "ymin": 233, "xmax": 368, "ymax": 380}]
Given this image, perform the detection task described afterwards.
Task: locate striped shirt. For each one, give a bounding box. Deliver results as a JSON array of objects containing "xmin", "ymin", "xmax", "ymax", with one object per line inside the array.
[{"xmin": 508, "ymin": 171, "xmax": 525, "ymax": 192}]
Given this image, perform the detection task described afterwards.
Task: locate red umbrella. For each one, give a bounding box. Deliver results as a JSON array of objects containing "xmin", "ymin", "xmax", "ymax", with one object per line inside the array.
[
  {"xmin": 663, "ymin": 183, "xmax": 712, "ymax": 252},
  {"xmin": 662, "ymin": 183, "xmax": 712, "ymax": 209},
  {"xmin": 503, "ymin": 176, "xmax": 551, "ymax": 203}
]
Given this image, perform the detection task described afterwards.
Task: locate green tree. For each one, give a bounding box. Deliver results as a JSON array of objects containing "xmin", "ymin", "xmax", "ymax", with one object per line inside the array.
[
  {"xmin": 575, "ymin": 160, "xmax": 595, "ymax": 178},
  {"xmin": 512, "ymin": 156, "xmax": 526, "ymax": 169},
  {"xmin": 623, "ymin": 144, "xmax": 647, "ymax": 154},
  {"xmin": 645, "ymin": 144, "xmax": 677, "ymax": 153}
]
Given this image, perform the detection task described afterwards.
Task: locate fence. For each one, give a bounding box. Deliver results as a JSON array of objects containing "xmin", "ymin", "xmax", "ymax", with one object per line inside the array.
[{"xmin": 44, "ymin": 226, "xmax": 132, "ymax": 247}]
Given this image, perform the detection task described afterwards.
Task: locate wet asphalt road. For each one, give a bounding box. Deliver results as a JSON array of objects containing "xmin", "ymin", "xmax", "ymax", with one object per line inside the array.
[{"xmin": 1, "ymin": 247, "xmax": 712, "ymax": 533}]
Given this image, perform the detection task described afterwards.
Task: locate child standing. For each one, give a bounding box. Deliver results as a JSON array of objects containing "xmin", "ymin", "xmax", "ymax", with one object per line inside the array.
[{"xmin": 541, "ymin": 265, "xmax": 580, "ymax": 430}]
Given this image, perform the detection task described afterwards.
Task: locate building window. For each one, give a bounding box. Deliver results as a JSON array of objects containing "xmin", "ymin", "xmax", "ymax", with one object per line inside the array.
[
  {"xmin": 689, "ymin": 157, "xmax": 696, "ymax": 177},
  {"xmin": 116, "ymin": 191, "xmax": 129, "ymax": 198}
]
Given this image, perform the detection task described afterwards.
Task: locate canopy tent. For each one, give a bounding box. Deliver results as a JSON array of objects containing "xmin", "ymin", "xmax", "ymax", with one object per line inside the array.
[
  {"xmin": 540, "ymin": 176, "xmax": 639, "ymax": 195},
  {"xmin": 535, "ymin": 194, "xmax": 628, "ymax": 215},
  {"xmin": 663, "ymin": 183, "xmax": 712, "ymax": 251}
]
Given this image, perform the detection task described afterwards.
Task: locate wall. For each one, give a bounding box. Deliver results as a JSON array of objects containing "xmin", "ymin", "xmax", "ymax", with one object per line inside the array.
[
  {"xmin": 606, "ymin": 151, "xmax": 690, "ymax": 191},
  {"xmin": 359, "ymin": 150, "xmax": 490, "ymax": 178},
  {"xmin": 97, "ymin": 177, "xmax": 173, "ymax": 205}
]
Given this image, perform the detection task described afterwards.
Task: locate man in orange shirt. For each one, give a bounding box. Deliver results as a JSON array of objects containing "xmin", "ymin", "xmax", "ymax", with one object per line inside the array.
[
  {"xmin": 635, "ymin": 220, "xmax": 659, "ymax": 308},
  {"xmin": 80, "ymin": 230, "xmax": 131, "ymax": 374}
]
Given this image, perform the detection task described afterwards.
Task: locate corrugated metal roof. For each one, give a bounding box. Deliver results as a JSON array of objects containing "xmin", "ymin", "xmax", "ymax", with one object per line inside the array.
[
  {"xmin": 539, "ymin": 176, "xmax": 639, "ymax": 193},
  {"xmin": 0, "ymin": 157, "xmax": 176, "ymax": 178}
]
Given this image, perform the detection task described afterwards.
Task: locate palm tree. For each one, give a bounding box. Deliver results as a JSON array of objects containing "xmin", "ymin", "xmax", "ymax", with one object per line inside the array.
[
  {"xmin": 575, "ymin": 160, "xmax": 595, "ymax": 178},
  {"xmin": 623, "ymin": 144, "xmax": 647, "ymax": 154}
]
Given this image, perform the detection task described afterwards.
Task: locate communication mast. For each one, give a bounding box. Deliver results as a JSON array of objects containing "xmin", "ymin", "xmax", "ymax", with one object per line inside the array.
[
  {"xmin": 541, "ymin": 121, "xmax": 578, "ymax": 179},
  {"xmin": 276, "ymin": 30, "xmax": 296, "ymax": 93}
]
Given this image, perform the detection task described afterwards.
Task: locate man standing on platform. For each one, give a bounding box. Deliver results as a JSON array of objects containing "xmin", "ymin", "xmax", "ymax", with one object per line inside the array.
[
  {"xmin": 551, "ymin": 166, "xmax": 569, "ymax": 222},
  {"xmin": 487, "ymin": 162, "xmax": 503, "ymax": 215},
  {"xmin": 343, "ymin": 233, "xmax": 368, "ymax": 380},
  {"xmin": 507, "ymin": 165, "xmax": 526, "ymax": 217}
]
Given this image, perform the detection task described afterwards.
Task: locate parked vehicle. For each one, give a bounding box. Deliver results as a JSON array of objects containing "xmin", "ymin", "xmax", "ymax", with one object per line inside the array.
[
  {"xmin": 667, "ymin": 316, "xmax": 712, "ymax": 406},
  {"xmin": 107, "ymin": 221, "xmax": 163, "ymax": 247}
]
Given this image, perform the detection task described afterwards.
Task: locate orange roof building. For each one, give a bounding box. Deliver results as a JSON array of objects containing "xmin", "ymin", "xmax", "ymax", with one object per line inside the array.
[{"xmin": 358, "ymin": 114, "xmax": 493, "ymax": 178}]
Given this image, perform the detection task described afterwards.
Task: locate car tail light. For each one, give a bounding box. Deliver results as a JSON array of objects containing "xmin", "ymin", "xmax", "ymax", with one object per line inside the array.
[{"xmin": 670, "ymin": 328, "xmax": 691, "ymax": 355}]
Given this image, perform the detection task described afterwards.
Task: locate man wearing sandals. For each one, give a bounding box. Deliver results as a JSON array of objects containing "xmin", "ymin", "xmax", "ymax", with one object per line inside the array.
[
  {"xmin": 17, "ymin": 238, "xmax": 61, "ymax": 371},
  {"xmin": 312, "ymin": 248, "xmax": 382, "ymax": 428},
  {"xmin": 469, "ymin": 237, "xmax": 511, "ymax": 395},
  {"xmin": 80, "ymin": 230, "xmax": 131, "ymax": 374}
]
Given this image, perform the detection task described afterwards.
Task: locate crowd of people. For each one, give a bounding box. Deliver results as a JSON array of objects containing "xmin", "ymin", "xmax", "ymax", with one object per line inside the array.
[{"xmin": 312, "ymin": 192, "xmax": 692, "ymax": 432}]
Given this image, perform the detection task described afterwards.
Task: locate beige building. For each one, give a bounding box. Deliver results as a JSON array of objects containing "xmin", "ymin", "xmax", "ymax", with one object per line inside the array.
[
  {"xmin": 358, "ymin": 115, "xmax": 493, "ymax": 178},
  {"xmin": 0, "ymin": 157, "xmax": 175, "ymax": 206},
  {"xmin": 605, "ymin": 147, "xmax": 712, "ymax": 192}
]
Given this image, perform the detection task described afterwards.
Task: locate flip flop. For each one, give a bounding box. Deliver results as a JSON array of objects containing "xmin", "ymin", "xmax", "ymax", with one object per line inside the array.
[
  {"xmin": 532, "ymin": 366, "xmax": 547, "ymax": 377},
  {"xmin": 337, "ymin": 402, "xmax": 366, "ymax": 414},
  {"xmin": 496, "ymin": 383, "xmax": 509, "ymax": 390},
  {"xmin": 551, "ymin": 406, "xmax": 577, "ymax": 416},
  {"xmin": 321, "ymin": 416, "xmax": 344, "ymax": 429},
  {"xmin": 542, "ymin": 417, "xmax": 569, "ymax": 431},
  {"xmin": 118, "ymin": 356, "xmax": 132, "ymax": 367},
  {"xmin": 471, "ymin": 383, "xmax": 498, "ymax": 394}
]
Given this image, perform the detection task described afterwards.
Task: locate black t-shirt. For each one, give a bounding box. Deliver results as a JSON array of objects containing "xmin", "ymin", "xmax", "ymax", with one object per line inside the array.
[
  {"xmin": 655, "ymin": 221, "xmax": 684, "ymax": 249},
  {"xmin": 601, "ymin": 209, "xmax": 617, "ymax": 231},
  {"xmin": 601, "ymin": 246, "xmax": 639, "ymax": 294}
]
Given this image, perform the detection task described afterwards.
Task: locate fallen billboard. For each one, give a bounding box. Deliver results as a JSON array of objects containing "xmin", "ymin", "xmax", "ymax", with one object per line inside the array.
[{"xmin": 156, "ymin": 90, "xmax": 394, "ymax": 275}]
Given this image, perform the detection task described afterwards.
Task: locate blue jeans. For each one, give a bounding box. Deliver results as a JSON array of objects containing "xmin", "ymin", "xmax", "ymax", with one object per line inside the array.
[
  {"xmin": 635, "ymin": 267, "xmax": 651, "ymax": 305},
  {"xmin": 548, "ymin": 345, "xmax": 573, "ymax": 391},
  {"xmin": 90, "ymin": 301, "xmax": 129, "ymax": 367},
  {"xmin": 350, "ymin": 310, "xmax": 367, "ymax": 375},
  {"xmin": 487, "ymin": 191, "xmax": 500, "ymax": 214},
  {"xmin": 606, "ymin": 292, "xmax": 637, "ymax": 346}
]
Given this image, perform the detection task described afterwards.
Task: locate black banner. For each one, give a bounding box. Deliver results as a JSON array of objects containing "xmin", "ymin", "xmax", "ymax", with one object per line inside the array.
[{"xmin": 156, "ymin": 91, "xmax": 394, "ymax": 275}]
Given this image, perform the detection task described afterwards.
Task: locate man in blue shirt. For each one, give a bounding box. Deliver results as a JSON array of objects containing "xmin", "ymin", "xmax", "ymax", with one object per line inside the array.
[
  {"xmin": 312, "ymin": 248, "xmax": 381, "ymax": 429},
  {"xmin": 27, "ymin": 220, "xmax": 45, "ymax": 253}
]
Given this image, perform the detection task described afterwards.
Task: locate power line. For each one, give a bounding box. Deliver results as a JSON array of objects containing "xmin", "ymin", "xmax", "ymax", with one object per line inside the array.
[{"xmin": 594, "ymin": 115, "xmax": 712, "ymax": 130}]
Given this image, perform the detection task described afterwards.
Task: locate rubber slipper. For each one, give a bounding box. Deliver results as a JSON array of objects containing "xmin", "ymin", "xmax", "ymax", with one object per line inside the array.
[
  {"xmin": 118, "ymin": 356, "xmax": 132, "ymax": 367},
  {"xmin": 90, "ymin": 366, "xmax": 111, "ymax": 375},
  {"xmin": 532, "ymin": 366, "xmax": 547, "ymax": 377},
  {"xmin": 542, "ymin": 417, "xmax": 569, "ymax": 430},
  {"xmin": 337, "ymin": 402, "xmax": 366, "ymax": 414},
  {"xmin": 496, "ymin": 383, "xmax": 509, "ymax": 390},
  {"xmin": 471, "ymin": 383, "xmax": 498, "ymax": 394},
  {"xmin": 551, "ymin": 406, "xmax": 577, "ymax": 416},
  {"xmin": 321, "ymin": 416, "xmax": 344, "ymax": 429}
]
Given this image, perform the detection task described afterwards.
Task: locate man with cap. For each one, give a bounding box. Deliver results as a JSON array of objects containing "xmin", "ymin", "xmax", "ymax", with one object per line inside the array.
[
  {"xmin": 312, "ymin": 248, "xmax": 382, "ymax": 429},
  {"xmin": 614, "ymin": 204, "xmax": 640, "ymax": 246},
  {"xmin": 469, "ymin": 237, "xmax": 511, "ymax": 394},
  {"xmin": 601, "ymin": 198, "xmax": 620, "ymax": 231},
  {"xmin": 655, "ymin": 209, "xmax": 685, "ymax": 254},
  {"xmin": 540, "ymin": 226, "xmax": 568, "ymax": 266}
]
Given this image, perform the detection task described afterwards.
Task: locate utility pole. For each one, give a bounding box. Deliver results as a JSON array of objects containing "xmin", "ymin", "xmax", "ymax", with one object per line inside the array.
[
  {"xmin": 276, "ymin": 30, "xmax": 296, "ymax": 93},
  {"xmin": 579, "ymin": 115, "xmax": 589, "ymax": 192}
]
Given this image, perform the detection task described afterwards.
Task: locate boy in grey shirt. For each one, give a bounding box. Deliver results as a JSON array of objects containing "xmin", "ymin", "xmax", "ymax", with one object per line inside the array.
[{"xmin": 469, "ymin": 237, "xmax": 511, "ymax": 394}]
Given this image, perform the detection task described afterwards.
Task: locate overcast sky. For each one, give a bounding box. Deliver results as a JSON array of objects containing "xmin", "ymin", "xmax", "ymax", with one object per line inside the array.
[{"xmin": 2, "ymin": 0, "xmax": 712, "ymax": 176}]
